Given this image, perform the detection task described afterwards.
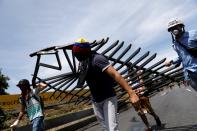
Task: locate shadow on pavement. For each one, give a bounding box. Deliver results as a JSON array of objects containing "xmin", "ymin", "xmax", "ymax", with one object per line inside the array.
[{"xmin": 158, "ymin": 124, "xmax": 197, "ymax": 131}]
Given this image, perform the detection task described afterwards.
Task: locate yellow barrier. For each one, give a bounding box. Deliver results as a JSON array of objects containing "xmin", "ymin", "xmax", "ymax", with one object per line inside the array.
[{"xmin": 0, "ymin": 92, "xmax": 72, "ymax": 111}]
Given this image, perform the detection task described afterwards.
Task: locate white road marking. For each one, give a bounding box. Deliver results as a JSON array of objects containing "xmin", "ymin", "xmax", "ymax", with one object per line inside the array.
[
  {"xmin": 161, "ymin": 92, "xmax": 167, "ymax": 96},
  {"xmin": 186, "ymin": 88, "xmax": 192, "ymax": 92}
]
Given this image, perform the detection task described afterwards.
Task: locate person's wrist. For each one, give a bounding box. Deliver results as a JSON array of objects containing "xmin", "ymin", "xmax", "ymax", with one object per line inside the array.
[
  {"xmin": 10, "ymin": 119, "xmax": 20, "ymax": 127},
  {"xmin": 128, "ymin": 90, "xmax": 136, "ymax": 97}
]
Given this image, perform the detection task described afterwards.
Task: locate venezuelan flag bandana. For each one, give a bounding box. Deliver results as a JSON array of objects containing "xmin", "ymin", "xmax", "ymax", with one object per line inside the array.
[
  {"xmin": 72, "ymin": 39, "xmax": 91, "ymax": 61},
  {"xmin": 72, "ymin": 42, "xmax": 91, "ymax": 54}
]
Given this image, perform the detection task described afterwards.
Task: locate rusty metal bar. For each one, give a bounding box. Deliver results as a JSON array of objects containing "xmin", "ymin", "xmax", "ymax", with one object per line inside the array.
[
  {"xmin": 116, "ymin": 48, "xmax": 141, "ymax": 70},
  {"xmin": 112, "ymin": 44, "xmax": 132, "ymax": 66},
  {"xmin": 30, "ymin": 37, "xmax": 184, "ymax": 106},
  {"xmin": 63, "ymin": 50, "xmax": 75, "ymax": 73},
  {"xmin": 101, "ymin": 40, "xmax": 119, "ymax": 55}
]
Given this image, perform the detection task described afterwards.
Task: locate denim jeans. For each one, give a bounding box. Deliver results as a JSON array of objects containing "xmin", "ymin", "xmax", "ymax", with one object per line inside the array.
[
  {"xmin": 188, "ymin": 71, "xmax": 197, "ymax": 91},
  {"xmin": 32, "ymin": 116, "xmax": 44, "ymax": 131},
  {"xmin": 92, "ymin": 96, "xmax": 120, "ymax": 131}
]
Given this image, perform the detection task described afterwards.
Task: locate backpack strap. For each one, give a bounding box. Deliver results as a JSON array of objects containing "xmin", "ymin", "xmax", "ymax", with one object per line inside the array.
[
  {"xmin": 32, "ymin": 94, "xmax": 40, "ymax": 103},
  {"xmin": 32, "ymin": 94, "xmax": 44, "ymax": 110},
  {"xmin": 19, "ymin": 96, "xmax": 26, "ymax": 107}
]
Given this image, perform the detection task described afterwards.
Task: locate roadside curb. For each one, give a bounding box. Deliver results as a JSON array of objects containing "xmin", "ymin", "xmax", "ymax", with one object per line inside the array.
[
  {"xmin": 49, "ymin": 115, "xmax": 97, "ymax": 131},
  {"xmin": 15, "ymin": 103, "xmax": 130, "ymax": 131},
  {"xmin": 16, "ymin": 107, "xmax": 94, "ymax": 131}
]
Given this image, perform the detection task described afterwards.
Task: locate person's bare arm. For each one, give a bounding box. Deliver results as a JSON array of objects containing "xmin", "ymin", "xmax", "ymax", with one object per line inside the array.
[
  {"xmin": 37, "ymin": 83, "xmax": 47, "ymax": 92},
  {"xmin": 137, "ymin": 70, "xmax": 143, "ymax": 83},
  {"xmin": 10, "ymin": 105, "xmax": 25, "ymax": 129},
  {"xmin": 136, "ymin": 70, "xmax": 146, "ymax": 89},
  {"xmin": 104, "ymin": 65, "xmax": 139, "ymax": 103},
  {"xmin": 17, "ymin": 105, "xmax": 25, "ymax": 120}
]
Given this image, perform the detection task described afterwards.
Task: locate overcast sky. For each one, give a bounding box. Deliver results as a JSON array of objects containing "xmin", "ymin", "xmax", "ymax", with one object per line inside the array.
[{"xmin": 1, "ymin": 0, "xmax": 197, "ymax": 94}]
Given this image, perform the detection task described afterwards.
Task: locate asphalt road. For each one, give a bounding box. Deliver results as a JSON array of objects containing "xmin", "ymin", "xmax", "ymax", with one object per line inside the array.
[{"xmin": 81, "ymin": 85, "xmax": 197, "ymax": 131}]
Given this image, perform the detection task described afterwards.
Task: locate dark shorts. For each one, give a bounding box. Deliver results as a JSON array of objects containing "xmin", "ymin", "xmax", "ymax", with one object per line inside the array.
[{"xmin": 133, "ymin": 96, "xmax": 154, "ymax": 114}]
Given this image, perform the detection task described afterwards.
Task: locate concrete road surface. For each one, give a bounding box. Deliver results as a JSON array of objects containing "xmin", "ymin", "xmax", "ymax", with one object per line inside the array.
[{"xmin": 80, "ymin": 85, "xmax": 197, "ymax": 131}]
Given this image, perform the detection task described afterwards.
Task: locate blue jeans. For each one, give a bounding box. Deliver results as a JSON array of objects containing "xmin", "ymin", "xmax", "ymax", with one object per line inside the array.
[
  {"xmin": 188, "ymin": 71, "xmax": 197, "ymax": 91},
  {"xmin": 32, "ymin": 116, "xmax": 44, "ymax": 131}
]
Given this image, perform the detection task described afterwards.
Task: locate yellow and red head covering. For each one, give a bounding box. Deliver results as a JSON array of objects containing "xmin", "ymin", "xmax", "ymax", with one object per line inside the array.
[
  {"xmin": 72, "ymin": 38, "xmax": 91, "ymax": 54},
  {"xmin": 72, "ymin": 38, "xmax": 91, "ymax": 61}
]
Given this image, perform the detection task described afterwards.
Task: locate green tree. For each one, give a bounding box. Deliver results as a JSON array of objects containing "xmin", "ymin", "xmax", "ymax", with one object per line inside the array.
[
  {"xmin": 0, "ymin": 107, "xmax": 6, "ymax": 129},
  {"xmin": 0, "ymin": 69, "xmax": 9, "ymax": 95}
]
